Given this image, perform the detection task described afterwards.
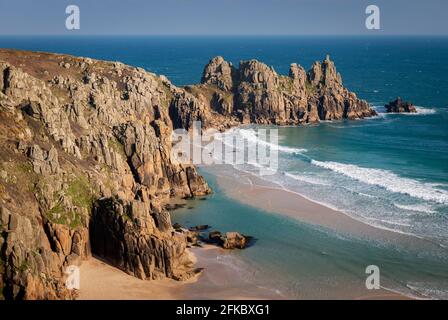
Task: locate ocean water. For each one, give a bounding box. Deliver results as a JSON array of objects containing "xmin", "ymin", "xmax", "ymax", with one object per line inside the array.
[
  {"xmin": 1, "ymin": 36, "xmax": 447, "ymax": 298},
  {"xmin": 173, "ymin": 171, "xmax": 448, "ymax": 299}
]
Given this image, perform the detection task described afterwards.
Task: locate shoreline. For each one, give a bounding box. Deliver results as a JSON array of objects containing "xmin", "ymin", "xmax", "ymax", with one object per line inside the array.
[
  {"xmin": 78, "ymin": 162, "xmax": 423, "ymax": 300},
  {"xmin": 77, "ymin": 246, "xmax": 288, "ymax": 300},
  {"xmin": 204, "ymin": 164, "xmax": 441, "ymax": 252},
  {"xmin": 78, "ymin": 247, "xmax": 411, "ymax": 300},
  {"xmin": 77, "ymin": 156, "xmax": 441, "ymax": 300}
]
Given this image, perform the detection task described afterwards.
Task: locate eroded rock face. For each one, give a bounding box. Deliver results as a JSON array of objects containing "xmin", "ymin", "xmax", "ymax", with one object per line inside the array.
[
  {"xmin": 201, "ymin": 56, "xmax": 236, "ymax": 91},
  {"xmin": 385, "ymin": 97, "xmax": 417, "ymax": 113},
  {"xmin": 0, "ymin": 49, "xmax": 210, "ymax": 300},
  {"xmin": 180, "ymin": 55, "xmax": 376, "ymax": 126},
  {"xmin": 90, "ymin": 198, "xmax": 198, "ymax": 280}
]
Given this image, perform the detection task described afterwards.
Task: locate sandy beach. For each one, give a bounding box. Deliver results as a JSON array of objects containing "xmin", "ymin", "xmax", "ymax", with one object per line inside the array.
[
  {"xmin": 77, "ymin": 164, "xmax": 431, "ymax": 300},
  {"xmin": 205, "ymin": 165, "xmax": 440, "ymax": 252},
  {"xmin": 78, "ymin": 249, "xmax": 409, "ymax": 300},
  {"xmin": 78, "ymin": 246, "xmax": 287, "ymax": 300}
]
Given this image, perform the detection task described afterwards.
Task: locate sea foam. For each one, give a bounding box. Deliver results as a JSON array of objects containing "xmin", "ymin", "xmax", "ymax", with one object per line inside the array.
[
  {"xmin": 311, "ymin": 160, "xmax": 448, "ymax": 204},
  {"xmin": 373, "ymin": 105, "xmax": 437, "ymax": 116},
  {"xmin": 238, "ymin": 129, "xmax": 307, "ymax": 154}
]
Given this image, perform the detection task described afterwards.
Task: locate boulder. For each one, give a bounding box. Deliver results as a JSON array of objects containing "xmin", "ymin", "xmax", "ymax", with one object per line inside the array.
[
  {"xmin": 189, "ymin": 225, "xmax": 210, "ymax": 231},
  {"xmin": 222, "ymin": 232, "xmax": 250, "ymax": 249},
  {"xmin": 207, "ymin": 230, "xmax": 251, "ymax": 249}
]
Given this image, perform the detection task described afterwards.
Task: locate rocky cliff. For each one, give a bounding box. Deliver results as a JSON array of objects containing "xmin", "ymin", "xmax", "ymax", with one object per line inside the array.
[
  {"xmin": 0, "ymin": 49, "xmax": 209, "ymax": 299},
  {"xmin": 0, "ymin": 49, "xmax": 375, "ymax": 300}
]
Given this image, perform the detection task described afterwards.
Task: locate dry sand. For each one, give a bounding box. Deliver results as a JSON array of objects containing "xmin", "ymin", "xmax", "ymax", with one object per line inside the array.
[
  {"xmin": 78, "ymin": 246, "xmax": 284, "ymax": 300},
  {"xmin": 78, "ymin": 257, "xmax": 187, "ymax": 300}
]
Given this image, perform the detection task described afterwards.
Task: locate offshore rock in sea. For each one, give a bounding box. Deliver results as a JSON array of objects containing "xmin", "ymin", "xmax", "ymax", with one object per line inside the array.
[{"xmin": 385, "ymin": 97, "xmax": 417, "ymax": 113}]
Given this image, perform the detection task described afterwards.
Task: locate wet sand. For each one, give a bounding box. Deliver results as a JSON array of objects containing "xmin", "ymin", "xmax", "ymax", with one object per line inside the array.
[{"xmin": 206, "ymin": 165, "xmax": 439, "ymax": 251}]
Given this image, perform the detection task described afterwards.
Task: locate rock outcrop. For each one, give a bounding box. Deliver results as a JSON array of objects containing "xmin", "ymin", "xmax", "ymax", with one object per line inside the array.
[
  {"xmin": 90, "ymin": 198, "xmax": 199, "ymax": 280},
  {"xmin": 182, "ymin": 55, "xmax": 376, "ymax": 126},
  {"xmin": 201, "ymin": 56, "xmax": 236, "ymax": 91},
  {"xmin": 0, "ymin": 49, "xmax": 210, "ymax": 300},
  {"xmin": 385, "ymin": 97, "xmax": 417, "ymax": 113}
]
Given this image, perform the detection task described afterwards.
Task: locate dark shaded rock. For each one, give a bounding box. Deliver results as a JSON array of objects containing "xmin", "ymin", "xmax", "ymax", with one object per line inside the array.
[
  {"xmin": 385, "ymin": 97, "xmax": 417, "ymax": 113},
  {"xmin": 164, "ymin": 203, "xmax": 186, "ymax": 211},
  {"xmin": 189, "ymin": 225, "xmax": 210, "ymax": 231},
  {"xmin": 173, "ymin": 222, "xmax": 183, "ymax": 231},
  {"xmin": 90, "ymin": 197, "xmax": 195, "ymax": 281},
  {"xmin": 208, "ymin": 230, "xmax": 223, "ymax": 244}
]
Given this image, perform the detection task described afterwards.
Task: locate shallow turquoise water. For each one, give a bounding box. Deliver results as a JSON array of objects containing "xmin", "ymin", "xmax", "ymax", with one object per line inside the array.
[{"xmin": 172, "ymin": 170, "xmax": 448, "ymax": 299}]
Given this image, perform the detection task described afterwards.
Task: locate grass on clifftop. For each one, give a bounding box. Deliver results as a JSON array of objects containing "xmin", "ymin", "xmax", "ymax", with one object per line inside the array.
[{"xmin": 278, "ymin": 76, "xmax": 295, "ymax": 94}]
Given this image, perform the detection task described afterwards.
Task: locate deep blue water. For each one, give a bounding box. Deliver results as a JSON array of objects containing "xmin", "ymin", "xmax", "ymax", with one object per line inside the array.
[
  {"xmin": 1, "ymin": 35, "xmax": 447, "ymax": 108},
  {"xmin": 1, "ymin": 36, "xmax": 447, "ymax": 298}
]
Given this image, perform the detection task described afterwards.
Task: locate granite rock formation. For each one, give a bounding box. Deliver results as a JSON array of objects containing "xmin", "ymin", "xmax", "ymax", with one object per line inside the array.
[
  {"xmin": 207, "ymin": 231, "xmax": 251, "ymax": 249},
  {"xmin": 182, "ymin": 55, "xmax": 376, "ymax": 126},
  {"xmin": 0, "ymin": 49, "xmax": 210, "ymax": 299},
  {"xmin": 0, "ymin": 49, "xmax": 375, "ymax": 300}
]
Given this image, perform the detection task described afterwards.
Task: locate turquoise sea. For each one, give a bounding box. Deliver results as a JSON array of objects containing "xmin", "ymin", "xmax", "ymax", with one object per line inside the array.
[{"xmin": 1, "ymin": 36, "xmax": 447, "ymax": 298}]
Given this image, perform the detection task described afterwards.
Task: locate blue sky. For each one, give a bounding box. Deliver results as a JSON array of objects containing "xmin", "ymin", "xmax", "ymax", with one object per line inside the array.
[{"xmin": 0, "ymin": 0, "xmax": 447, "ymax": 35}]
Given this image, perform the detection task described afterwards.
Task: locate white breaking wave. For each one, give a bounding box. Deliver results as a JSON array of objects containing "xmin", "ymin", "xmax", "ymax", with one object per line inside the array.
[
  {"xmin": 311, "ymin": 160, "xmax": 448, "ymax": 204},
  {"xmin": 238, "ymin": 129, "xmax": 307, "ymax": 154},
  {"xmin": 406, "ymin": 283, "xmax": 448, "ymax": 300},
  {"xmin": 401, "ymin": 106, "xmax": 437, "ymax": 116},
  {"xmin": 393, "ymin": 203, "xmax": 437, "ymax": 214},
  {"xmin": 373, "ymin": 105, "xmax": 437, "ymax": 116}
]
